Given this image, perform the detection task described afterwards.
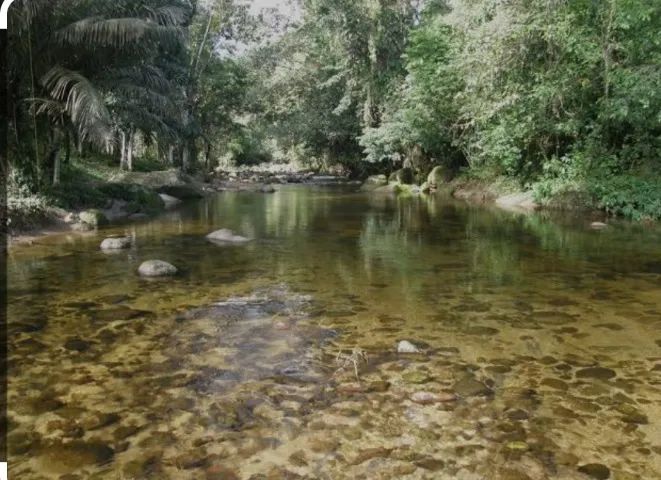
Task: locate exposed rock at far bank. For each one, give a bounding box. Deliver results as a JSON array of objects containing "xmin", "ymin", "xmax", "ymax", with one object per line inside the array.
[
  {"xmin": 79, "ymin": 209, "xmax": 109, "ymax": 227},
  {"xmin": 495, "ymin": 191, "xmax": 540, "ymax": 213},
  {"xmin": 111, "ymin": 169, "xmax": 207, "ymax": 198},
  {"xmin": 360, "ymin": 174, "xmax": 388, "ymax": 192}
]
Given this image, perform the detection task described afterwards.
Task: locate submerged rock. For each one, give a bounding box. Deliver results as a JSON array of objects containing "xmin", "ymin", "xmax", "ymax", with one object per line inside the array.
[
  {"xmin": 206, "ymin": 228, "xmax": 252, "ymax": 244},
  {"xmin": 453, "ymin": 377, "xmax": 492, "ymax": 397},
  {"xmin": 402, "ymin": 370, "xmax": 432, "ymax": 384},
  {"xmin": 576, "ymin": 366, "xmax": 616, "ymax": 381},
  {"xmin": 138, "ymin": 260, "xmax": 178, "ymax": 277},
  {"xmin": 578, "ymin": 463, "xmax": 611, "ymax": 479},
  {"xmin": 37, "ymin": 440, "xmax": 114, "ymax": 474},
  {"xmin": 64, "ymin": 337, "xmax": 91, "ymax": 353},
  {"xmin": 410, "ymin": 391, "xmax": 456, "ymax": 404},
  {"xmin": 397, "ymin": 340, "xmax": 421, "ymax": 353},
  {"xmin": 590, "ymin": 222, "xmax": 608, "ymax": 230},
  {"xmin": 260, "ymin": 184, "xmax": 276, "ymax": 193},
  {"xmin": 100, "ymin": 236, "xmax": 131, "ymax": 250},
  {"xmin": 349, "ymin": 447, "xmax": 393, "ymax": 465}
]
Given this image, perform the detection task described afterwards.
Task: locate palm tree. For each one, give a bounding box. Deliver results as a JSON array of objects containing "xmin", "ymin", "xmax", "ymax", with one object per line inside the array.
[{"xmin": 7, "ymin": 0, "xmax": 192, "ymax": 184}]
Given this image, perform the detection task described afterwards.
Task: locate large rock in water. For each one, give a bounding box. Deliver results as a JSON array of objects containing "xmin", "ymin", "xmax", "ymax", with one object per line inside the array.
[
  {"xmin": 495, "ymin": 191, "xmax": 539, "ymax": 212},
  {"xmin": 111, "ymin": 169, "xmax": 205, "ymax": 199},
  {"xmin": 79, "ymin": 209, "xmax": 109, "ymax": 227},
  {"xmin": 397, "ymin": 340, "xmax": 421, "ymax": 353},
  {"xmin": 138, "ymin": 260, "xmax": 178, "ymax": 277},
  {"xmin": 159, "ymin": 193, "xmax": 182, "ymax": 208},
  {"xmin": 100, "ymin": 236, "xmax": 131, "ymax": 250},
  {"xmin": 360, "ymin": 174, "xmax": 388, "ymax": 192},
  {"xmin": 388, "ymin": 168, "xmax": 414, "ymax": 185},
  {"xmin": 206, "ymin": 229, "xmax": 251, "ymax": 244},
  {"xmin": 427, "ymin": 165, "xmax": 454, "ymax": 188}
]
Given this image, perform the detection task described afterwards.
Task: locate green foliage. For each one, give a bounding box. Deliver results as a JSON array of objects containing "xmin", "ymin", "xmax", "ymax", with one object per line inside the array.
[
  {"xmin": 225, "ymin": 130, "xmax": 271, "ymax": 166},
  {"xmin": 590, "ymin": 176, "xmax": 661, "ymax": 221},
  {"xmin": 359, "ymin": 0, "xmax": 660, "ymax": 219}
]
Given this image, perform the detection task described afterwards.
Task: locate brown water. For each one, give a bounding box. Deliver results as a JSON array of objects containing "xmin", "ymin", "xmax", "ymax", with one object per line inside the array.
[{"xmin": 7, "ymin": 186, "xmax": 661, "ymax": 479}]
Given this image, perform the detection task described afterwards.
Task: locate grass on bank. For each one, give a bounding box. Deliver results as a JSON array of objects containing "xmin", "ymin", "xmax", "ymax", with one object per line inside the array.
[{"xmin": 7, "ymin": 156, "xmax": 168, "ymax": 233}]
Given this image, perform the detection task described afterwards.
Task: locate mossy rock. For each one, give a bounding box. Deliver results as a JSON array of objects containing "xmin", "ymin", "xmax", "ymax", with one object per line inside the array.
[
  {"xmin": 388, "ymin": 167, "xmax": 415, "ymax": 185},
  {"xmin": 99, "ymin": 183, "xmax": 165, "ymax": 214},
  {"xmin": 427, "ymin": 165, "xmax": 454, "ymax": 187},
  {"xmin": 360, "ymin": 174, "xmax": 388, "ymax": 191},
  {"xmin": 157, "ymin": 184, "xmax": 203, "ymax": 199},
  {"xmin": 79, "ymin": 209, "xmax": 108, "ymax": 227}
]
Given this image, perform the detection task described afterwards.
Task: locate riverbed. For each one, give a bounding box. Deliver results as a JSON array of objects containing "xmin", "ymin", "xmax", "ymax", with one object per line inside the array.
[{"xmin": 7, "ymin": 185, "xmax": 661, "ymax": 479}]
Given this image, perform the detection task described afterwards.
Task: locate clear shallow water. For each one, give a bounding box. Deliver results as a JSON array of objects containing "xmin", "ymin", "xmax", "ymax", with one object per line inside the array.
[{"xmin": 7, "ymin": 186, "xmax": 661, "ymax": 479}]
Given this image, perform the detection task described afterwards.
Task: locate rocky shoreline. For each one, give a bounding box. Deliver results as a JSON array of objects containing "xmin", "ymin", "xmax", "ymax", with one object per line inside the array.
[
  {"xmin": 8, "ymin": 168, "xmax": 357, "ymax": 246},
  {"xmin": 9, "ymin": 165, "xmax": 613, "ymax": 247},
  {"xmin": 360, "ymin": 167, "xmax": 611, "ymax": 224}
]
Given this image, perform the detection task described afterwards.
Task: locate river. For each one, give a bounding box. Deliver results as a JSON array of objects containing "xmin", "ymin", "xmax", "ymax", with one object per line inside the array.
[{"xmin": 7, "ymin": 185, "xmax": 661, "ymax": 479}]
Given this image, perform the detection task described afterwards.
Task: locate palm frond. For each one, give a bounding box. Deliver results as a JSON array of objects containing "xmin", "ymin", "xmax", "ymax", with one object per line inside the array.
[
  {"xmin": 56, "ymin": 17, "xmax": 183, "ymax": 49},
  {"xmin": 41, "ymin": 66, "xmax": 113, "ymax": 146},
  {"xmin": 104, "ymin": 65, "xmax": 174, "ymax": 94},
  {"xmin": 144, "ymin": 5, "xmax": 187, "ymax": 26}
]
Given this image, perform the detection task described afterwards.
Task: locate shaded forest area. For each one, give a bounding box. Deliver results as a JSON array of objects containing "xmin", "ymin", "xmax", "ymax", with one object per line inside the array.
[{"xmin": 5, "ymin": 0, "xmax": 661, "ymax": 221}]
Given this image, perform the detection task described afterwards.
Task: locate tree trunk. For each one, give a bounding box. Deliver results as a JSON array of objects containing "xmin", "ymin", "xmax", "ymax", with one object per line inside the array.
[
  {"xmin": 52, "ymin": 147, "xmax": 61, "ymax": 185},
  {"xmin": 120, "ymin": 130, "xmax": 127, "ymax": 170},
  {"xmin": 205, "ymin": 140, "xmax": 211, "ymax": 172},
  {"xmin": 127, "ymin": 130, "xmax": 134, "ymax": 171},
  {"xmin": 168, "ymin": 145, "xmax": 175, "ymax": 166},
  {"xmin": 64, "ymin": 131, "xmax": 71, "ymax": 164},
  {"xmin": 182, "ymin": 144, "xmax": 190, "ymax": 172}
]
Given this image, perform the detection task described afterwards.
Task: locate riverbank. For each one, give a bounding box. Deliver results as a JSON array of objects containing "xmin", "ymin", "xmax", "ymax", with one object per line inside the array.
[
  {"xmin": 360, "ymin": 166, "xmax": 660, "ymax": 223},
  {"xmin": 7, "ymin": 163, "xmax": 355, "ymax": 245}
]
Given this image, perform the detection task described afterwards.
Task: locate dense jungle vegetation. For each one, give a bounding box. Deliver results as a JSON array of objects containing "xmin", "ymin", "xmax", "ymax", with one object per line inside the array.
[{"xmin": 5, "ymin": 0, "xmax": 661, "ymax": 221}]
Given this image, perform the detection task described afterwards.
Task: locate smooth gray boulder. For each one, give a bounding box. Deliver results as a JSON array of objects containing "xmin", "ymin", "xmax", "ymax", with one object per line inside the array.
[
  {"xmin": 100, "ymin": 236, "xmax": 131, "ymax": 250},
  {"xmin": 138, "ymin": 260, "xmax": 178, "ymax": 277},
  {"xmin": 159, "ymin": 193, "xmax": 182, "ymax": 208},
  {"xmin": 79, "ymin": 209, "xmax": 108, "ymax": 227},
  {"xmin": 206, "ymin": 229, "xmax": 252, "ymax": 244},
  {"xmin": 590, "ymin": 221, "xmax": 608, "ymax": 230}
]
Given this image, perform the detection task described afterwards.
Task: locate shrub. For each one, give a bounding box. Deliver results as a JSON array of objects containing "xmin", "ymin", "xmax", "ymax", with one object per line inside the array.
[{"xmin": 589, "ymin": 176, "xmax": 661, "ymax": 221}]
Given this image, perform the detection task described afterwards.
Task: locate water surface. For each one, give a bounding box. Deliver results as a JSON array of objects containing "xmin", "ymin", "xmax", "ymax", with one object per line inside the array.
[{"xmin": 7, "ymin": 186, "xmax": 661, "ymax": 479}]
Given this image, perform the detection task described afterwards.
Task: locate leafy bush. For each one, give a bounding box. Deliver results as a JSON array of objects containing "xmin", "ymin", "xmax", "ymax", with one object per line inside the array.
[
  {"xmin": 7, "ymin": 195, "xmax": 52, "ymax": 232},
  {"xmin": 589, "ymin": 176, "xmax": 661, "ymax": 221}
]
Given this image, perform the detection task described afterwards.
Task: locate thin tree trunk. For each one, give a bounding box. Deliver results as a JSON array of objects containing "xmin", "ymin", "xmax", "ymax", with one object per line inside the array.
[
  {"xmin": 120, "ymin": 130, "xmax": 127, "ymax": 170},
  {"xmin": 168, "ymin": 145, "xmax": 175, "ymax": 166},
  {"xmin": 64, "ymin": 130, "xmax": 71, "ymax": 164},
  {"xmin": 52, "ymin": 148, "xmax": 61, "ymax": 185},
  {"xmin": 602, "ymin": 0, "xmax": 615, "ymax": 98},
  {"xmin": 205, "ymin": 140, "xmax": 211, "ymax": 171},
  {"xmin": 127, "ymin": 130, "xmax": 134, "ymax": 171},
  {"xmin": 182, "ymin": 144, "xmax": 190, "ymax": 172}
]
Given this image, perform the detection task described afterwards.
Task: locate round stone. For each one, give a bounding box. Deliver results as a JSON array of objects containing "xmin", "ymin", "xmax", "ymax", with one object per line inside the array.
[
  {"xmin": 138, "ymin": 260, "xmax": 178, "ymax": 277},
  {"xmin": 100, "ymin": 237, "xmax": 131, "ymax": 250}
]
